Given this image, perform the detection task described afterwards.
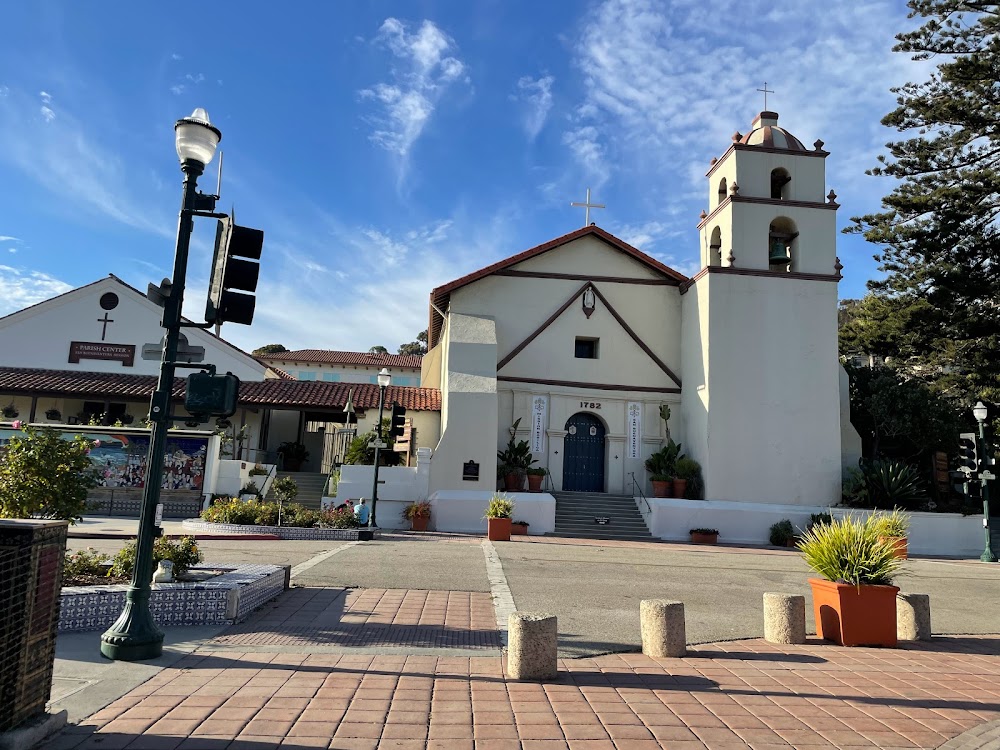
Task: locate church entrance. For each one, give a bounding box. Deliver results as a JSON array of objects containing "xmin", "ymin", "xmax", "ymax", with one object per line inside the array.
[{"xmin": 563, "ymin": 413, "xmax": 606, "ymax": 492}]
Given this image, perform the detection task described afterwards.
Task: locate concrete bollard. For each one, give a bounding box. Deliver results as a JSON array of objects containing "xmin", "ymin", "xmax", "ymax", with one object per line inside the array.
[
  {"xmin": 897, "ymin": 593, "xmax": 931, "ymax": 641},
  {"xmin": 640, "ymin": 600, "xmax": 686, "ymax": 657},
  {"xmin": 763, "ymin": 593, "xmax": 806, "ymax": 644},
  {"xmin": 507, "ymin": 613, "xmax": 558, "ymax": 680}
]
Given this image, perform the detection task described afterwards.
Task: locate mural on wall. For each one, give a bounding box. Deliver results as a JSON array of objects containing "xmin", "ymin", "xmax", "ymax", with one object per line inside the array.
[{"xmin": 0, "ymin": 429, "xmax": 208, "ymax": 491}]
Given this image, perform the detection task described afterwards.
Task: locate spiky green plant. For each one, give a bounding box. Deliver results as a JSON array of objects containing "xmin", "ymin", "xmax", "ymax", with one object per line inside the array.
[
  {"xmin": 798, "ymin": 514, "xmax": 903, "ymax": 587},
  {"xmin": 871, "ymin": 507, "xmax": 910, "ymax": 538},
  {"xmin": 863, "ymin": 460, "xmax": 928, "ymax": 509},
  {"xmin": 484, "ymin": 493, "xmax": 515, "ymax": 519}
]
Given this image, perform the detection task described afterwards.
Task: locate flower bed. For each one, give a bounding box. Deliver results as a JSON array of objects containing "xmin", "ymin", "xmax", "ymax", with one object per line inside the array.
[
  {"xmin": 181, "ymin": 518, "xmax": 377, "ymax": 540},
  {"xmin": 59, "ymin": 563, "xmax": 287, "ymax": 632}
]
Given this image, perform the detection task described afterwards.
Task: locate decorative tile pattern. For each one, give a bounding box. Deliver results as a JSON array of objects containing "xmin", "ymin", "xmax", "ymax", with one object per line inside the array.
[
  {"xmin": 58, "ymin": 563, "xmax": 286, "ymax": 632},
  {"xmin": 180, "ymin": 519, "xmax": 376, "ymax": 541}
]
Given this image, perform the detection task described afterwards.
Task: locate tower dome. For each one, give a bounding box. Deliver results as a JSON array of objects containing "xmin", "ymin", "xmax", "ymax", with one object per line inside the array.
[{"xmin": 738, "ymin": 111, "xmax": 806, "ymax": 151}]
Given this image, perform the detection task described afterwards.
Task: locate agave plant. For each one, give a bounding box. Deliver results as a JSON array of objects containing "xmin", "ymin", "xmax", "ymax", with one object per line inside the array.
[{"xmin": 862, "ymin": 460, "xmax": 928, "ymax": 510}]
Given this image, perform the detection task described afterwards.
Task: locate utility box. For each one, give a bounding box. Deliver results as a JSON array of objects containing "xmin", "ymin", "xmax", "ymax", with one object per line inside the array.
[{"xmin": 0, "ymin": 519, "xmax": 68, "ymax": 731}]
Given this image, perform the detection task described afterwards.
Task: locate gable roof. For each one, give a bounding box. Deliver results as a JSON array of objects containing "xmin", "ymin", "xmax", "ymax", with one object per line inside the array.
[
  {"xmin": 262, "ymin": 350, "xmax": 423, "ymax": 369},
  {"xmin": 0, "ymin": 367, "xmax": 441, "ymax": 411},
  {"xmin": 427, "ymin": 225, "xmax": 689, "ymax": 348}
]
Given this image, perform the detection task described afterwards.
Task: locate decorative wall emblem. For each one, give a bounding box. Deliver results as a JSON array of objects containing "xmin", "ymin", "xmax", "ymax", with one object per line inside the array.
[
  {"xmin": 582, "ymin": 286, "xmax": 596, "ymax": 319},
  {"xmin": 589, "ymin": 426, "xmax": 598, "ymax": 436},
  {"xmin": 568, "ymin": 425, "xmax": 577, "ymax": 435}
]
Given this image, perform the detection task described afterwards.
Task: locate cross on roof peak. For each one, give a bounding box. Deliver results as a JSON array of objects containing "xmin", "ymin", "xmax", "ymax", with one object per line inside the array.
[
  {"xmin": 570, "ymin": 188, "xmax": 605, "ymax": 227},
  {"xmin": 756, "ymin": 81, "xmax": 775, "ymax": 110}
]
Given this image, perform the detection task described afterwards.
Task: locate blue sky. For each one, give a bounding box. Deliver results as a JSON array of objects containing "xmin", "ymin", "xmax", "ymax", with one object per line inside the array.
[{"xmin": 0, "ymin": 1, "xmax": 925, "ymax": 354}]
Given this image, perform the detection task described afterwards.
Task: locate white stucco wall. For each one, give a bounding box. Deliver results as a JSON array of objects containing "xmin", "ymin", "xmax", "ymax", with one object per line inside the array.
[
  {"xmin": 0, "ymin": 278, "xmax": 267, "ymax": 380},
  {"xmin": 427, "ymin": 491, "xmax": 556, "ymax": 534}
]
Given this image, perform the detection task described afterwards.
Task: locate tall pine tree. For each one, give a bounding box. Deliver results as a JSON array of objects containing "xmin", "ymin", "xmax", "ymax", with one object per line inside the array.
[{"xmin": 846, "ymin": 1, "xmax": 1000, "ymax": 402}]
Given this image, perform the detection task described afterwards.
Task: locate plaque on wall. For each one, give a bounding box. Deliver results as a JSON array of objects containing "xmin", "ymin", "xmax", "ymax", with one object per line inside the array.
[
  {"xmin": 462, "ymin": 461, "xmax": 480, "ymax": 481},
  {"xmin": 68, "ymin": 341, "xmax": 136, "ymax": 367}
]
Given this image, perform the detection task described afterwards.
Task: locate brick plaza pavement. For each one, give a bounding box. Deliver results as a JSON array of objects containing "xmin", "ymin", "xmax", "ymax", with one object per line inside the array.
[{"xmin": 42, "ymin": 582, "xmax": 1000, "ymax": 750}]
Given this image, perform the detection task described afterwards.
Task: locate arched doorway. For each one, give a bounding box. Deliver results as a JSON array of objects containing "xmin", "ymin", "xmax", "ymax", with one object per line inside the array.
[{"xmin": 563, "ymin": 413, "xmax": 606, "ymax": 492}]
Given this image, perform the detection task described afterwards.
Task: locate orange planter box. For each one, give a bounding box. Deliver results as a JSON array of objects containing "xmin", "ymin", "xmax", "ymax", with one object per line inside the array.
[
  {"xmin": 809, "ymin": 578, "xmax": 899, "ymax": 647},
  {"xmin": 487, "ymin": 517, "xmax": 511, "ymax": 541}
]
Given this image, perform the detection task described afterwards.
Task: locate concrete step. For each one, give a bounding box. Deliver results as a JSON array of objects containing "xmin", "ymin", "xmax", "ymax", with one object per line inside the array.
[{"xmin": 552, "ymin": 490, "xmax": 652, "ymax": 541}]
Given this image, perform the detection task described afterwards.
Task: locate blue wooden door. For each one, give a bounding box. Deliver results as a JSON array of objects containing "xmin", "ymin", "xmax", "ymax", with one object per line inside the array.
[{"xmin": 563, "ymin": 413, "xmax": 606, "ymax": 492}]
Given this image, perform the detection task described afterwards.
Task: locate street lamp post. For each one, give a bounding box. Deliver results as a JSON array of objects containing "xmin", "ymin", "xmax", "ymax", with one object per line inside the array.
[
  {"xmin": 100, "ymin": 109, "xmax": 221, "ymax": 660},
  {"xmin": 973, "ymin": 401, "xmax": 996, "ymax": 563},
  {"xmin": 368, "ymin": 367, "xmax": 391, "ymax": 529}
]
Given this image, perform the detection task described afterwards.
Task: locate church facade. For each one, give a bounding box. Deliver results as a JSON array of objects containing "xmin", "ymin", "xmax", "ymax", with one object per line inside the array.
[{"xmin": 422, "ymin": 110, "xmax": 861, "ymax": 507}]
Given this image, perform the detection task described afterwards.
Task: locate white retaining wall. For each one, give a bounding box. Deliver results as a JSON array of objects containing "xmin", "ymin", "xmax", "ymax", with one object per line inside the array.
[
  {"xmin": 428, "ymin": 491, "xmax": 556, "ymax": 535},
  {"xmin": 638, "ymin": 496, "xmax": 986, "ymax": 558},
  {"xmin": 328, "ymin": 448, "xmax": 432, "ymax": 529},
  {"xmin": 213, "ymin": 460, "xmax": 277, "ymax": 500}
]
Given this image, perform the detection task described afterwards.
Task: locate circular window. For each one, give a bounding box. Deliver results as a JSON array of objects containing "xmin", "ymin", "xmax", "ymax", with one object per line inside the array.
[{"xmin": 99, "ymin": 292, "xmax": 119, "ymax": 311}]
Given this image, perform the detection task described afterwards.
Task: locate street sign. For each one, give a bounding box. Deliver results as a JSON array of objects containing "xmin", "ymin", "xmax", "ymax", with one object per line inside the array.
[
  {"xmin": 981, "ymin": 471, "xmax": 996, "ymax": 481},
  {"xmin": 369, "ymin": 439, "xmax": 387, "ymax": 449},
  {"xmin": 140, "ymin": 333, "xmax": 206, "ymax": 363}
]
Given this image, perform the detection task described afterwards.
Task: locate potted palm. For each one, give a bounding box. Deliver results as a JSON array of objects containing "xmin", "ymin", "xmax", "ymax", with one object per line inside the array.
[
  {"xmin": 800, "ymin": 514, "xmax": 904, "ymax": 647},
  {"xmin": 673, "ymin": 456, "xmax": 700, "ymax": 499},
  {"xmin": 484, "ymin": 493, "xmax": 515, "ymax": 541},
  {"xmin": 277, "ymin": 441, "xmax": 310, "ymax": 471},
  {"xmin": 645, "ymin": 439, "xmax": 683, "ymax": 497},
  {"xmin": 872, "ymin": 507, "xmax": 910, "ymax": 560},
  {"xmin": 497, "ymin": 418, "xmax": 535, "ymax": 491},
  {"xmin": 402, "ymin": 500, "xmax": 432, "ymax": 531},
  {"xmin": 525, "ymin": 467, "xmax": 546, "ymax": 492}
]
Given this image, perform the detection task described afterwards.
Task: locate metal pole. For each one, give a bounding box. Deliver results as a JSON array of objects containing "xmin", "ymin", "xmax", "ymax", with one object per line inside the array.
[
  {"xmin": 100, "ymin": 159, "xmax": 203, "ymax": 660},
  {"xmin": 978, "ymin": 418, "xmax": 996, "ymax": 563},
  {"xmin": 368, "ymin": 385, "xmax": 387, "ymax": 529}
]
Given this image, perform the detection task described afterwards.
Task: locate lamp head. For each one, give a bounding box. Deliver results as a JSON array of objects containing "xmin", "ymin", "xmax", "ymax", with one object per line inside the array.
[
  {"xmin": 174, "ymin": 108, "xmax": 222, "ymax": 167},
  {"xmin": 377, "ymin": 367, "xmax": 391, "ymax": 388},
  {"xmin": 973, "ymin": 401, "xmax": 988, "ymax": 423}
]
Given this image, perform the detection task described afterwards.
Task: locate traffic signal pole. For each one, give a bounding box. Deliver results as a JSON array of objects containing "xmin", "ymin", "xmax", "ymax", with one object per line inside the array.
[
  {"xmin": 978, "ymin": 418, "xmax": 996, "ymax": 563},
  {"xmin": 368, "ymin": 385, "xmax": 387, "ymax": 529}
]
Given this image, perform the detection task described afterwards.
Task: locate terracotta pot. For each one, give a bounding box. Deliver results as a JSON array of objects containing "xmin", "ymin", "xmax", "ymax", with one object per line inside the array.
[
  {"xmin": 487, "ymin": 517, "xmax": 511, "ymax": 541},
  {"xmin": 651, "ymin": 480, "xmax": 671, "ymax": 498},
  {"xmin": 526, "ymin": 474, "xmax": 544, "ymax": 492},
  {"xmin": 504, "ymin": 473, "xmax": 523, "ymax": 492},
  {"xmin": 808, "ymin": 578, "xmax": 899, "ymax": 647},
  {"xmin": 511, "ymin": 523, "xmax": 529, "ymax": 535},
  {"xmin": 410, "ymin": 516, "xmax": 429, "ymax": 532},
  {"xmin": 880, "ymin": 536, "xmax": 908, "ymax": 560},
  {"xmin": 673, "ymin": 479, "xmax": 688, "ymax": 499},
  {"xmin": 690, "ymin": 532, "xmax": 718, "ymax": 545}
]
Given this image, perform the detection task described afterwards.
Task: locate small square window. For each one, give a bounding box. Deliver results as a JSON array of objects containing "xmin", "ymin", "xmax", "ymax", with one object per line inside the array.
[{"xmin": 575, "ymin": 337, "xmax": 599, "ymax": 359}]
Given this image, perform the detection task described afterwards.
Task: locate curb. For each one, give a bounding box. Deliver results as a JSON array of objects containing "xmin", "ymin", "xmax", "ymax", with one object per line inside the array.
[
  {"xmin": 0, "ymin": 709, "xmax": 67, "ymax": 750},
  {"xmin": 68, "ymin": 533, "xmax": 281, "ymax": 540}
]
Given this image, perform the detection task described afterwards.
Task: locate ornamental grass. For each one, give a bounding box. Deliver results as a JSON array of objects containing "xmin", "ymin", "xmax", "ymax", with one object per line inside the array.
[{"xmin": 798, "ymin": 513, "xmax": 903, "ymax": 587}]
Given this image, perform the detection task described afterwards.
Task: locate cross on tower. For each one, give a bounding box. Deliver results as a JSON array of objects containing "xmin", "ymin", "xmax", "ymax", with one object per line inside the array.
[
  {"xmin": 571, "ymin": 188, "xmax": 606, "ymax": 227},
  {"xmin": 756, "ymin": 81, "xmax": 775, "ymax": 110},
  {"xmin": 98, "ymin": 313, "xmax": 114, "ymax": 341}
]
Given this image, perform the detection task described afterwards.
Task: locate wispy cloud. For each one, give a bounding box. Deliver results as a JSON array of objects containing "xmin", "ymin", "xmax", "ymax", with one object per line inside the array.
[
  {"xmin": 0, "ymin": 265, "xmax": 72, "ymax": 316},
  {"xmin": 0, "ymin": 236, "xmax": 19, "ymax": 243},
  {"xmin": 511, "ymin": 75, "xmax": 554, "ymax": 141},
  {"xmin": 360, "ymin": 18, "xmax": 467, "ymax": 174},
  {"xmin": 39, "ymin": 90, "xmax": 55, "ymax": 122},
  {"xmin": 562, "ymin": 126, "xmax": 609, "ymax": 188}
]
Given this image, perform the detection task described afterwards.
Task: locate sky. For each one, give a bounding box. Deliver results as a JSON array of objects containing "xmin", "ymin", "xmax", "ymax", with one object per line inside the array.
[{"xmin": 0, "ymin": 0, "xmax": 929, "ymax": 354}]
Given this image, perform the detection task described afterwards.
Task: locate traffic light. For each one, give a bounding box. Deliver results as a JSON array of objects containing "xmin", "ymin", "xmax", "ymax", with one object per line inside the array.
[
  {"xmin": 389, "ymin": 402, "xmax": 406, "ymax": 438},
  {"xmin": 185, "ymin": 372, "xmax": 240, "ymax": 419},
  {"xmin": 206, "ymin": 213, "xmax": 264, "ymax": 326},
  {"xmin": 959, "ymin": 432, "xmax": 979, "ymax": 473}
]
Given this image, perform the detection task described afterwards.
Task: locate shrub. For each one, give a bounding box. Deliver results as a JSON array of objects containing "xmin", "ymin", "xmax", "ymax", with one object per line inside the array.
[
  {"xmin": 272, "ymin": 476, "xmax": 299, "ymax": 503},
  {"xmin": 768, "ymin": 519, "xmax": 795, "ymax": 546},
  {"xmin": 318, "ymin": 506, "xmax": 358, "ymax": 529},
  {"xmin": 645, "ymin": 439, "xmax": 683, "ymax": 478},
  {"xmin": 402, "ymin": 501, "xmax": 431, "ymax": 520},
  {"xmin": 239, "ymin": 480, "xmax": 261, "ymax": 498},
  {"xmin": 63, "ymin": 548, "xmax": 112, "ymax": 579},
  {"xmin": 690, "ymin": 528, "xmax": 718, "ymax": 535},
  {"xmin": 871, "ymin": 507, "xmax": 910, "ymax": 538},
  {"xmin": 282, "ymin": 503, "xmax": 318, "ymax": 528},
  {"xmin": 807, "ymin": 512, "xmax": 833, "ymax": 531},
  {"xmin": 0, "ymin": 425, "xmax": 99, "ymax": 522},
  {"xmin": 799, "ymin": 514, "xmax": 903, "ymax": 587},
  {"xmin": 863, "ymin": 460, "xmax": 928, "ymax": 510},
  {"xmin": 525, "ymin": 467, "xmax": 546, "ymax": 477},
  {"xmin": 202, "ymin": 497, "xmax": 277, "ymax": 526},
  {"xmin": 109, "ymin": 536, "xmax": 203, "ymax": 579},
  {"xmin": 484, "ymin": 493, "xmax": 515, "ymax": 519}
]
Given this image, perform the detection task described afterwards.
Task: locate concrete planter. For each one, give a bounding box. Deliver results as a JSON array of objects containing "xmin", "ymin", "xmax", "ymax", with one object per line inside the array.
[{"xmin": 181, "ymin": 519, "xmax": 375, "ymax": 541}]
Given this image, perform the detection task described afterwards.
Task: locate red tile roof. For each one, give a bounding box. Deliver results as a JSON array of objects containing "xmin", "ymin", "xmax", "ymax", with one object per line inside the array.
[
  {"xmin": 0, "ymin": 367, "xmax": 441, "ymax": 411},
  {"xmin": 260, "ymin": 350, "xmax": 423, "ymax": 369},
  {"xmin": 427, "ymin": 225, "xmax": 689, "ymax": 348}
]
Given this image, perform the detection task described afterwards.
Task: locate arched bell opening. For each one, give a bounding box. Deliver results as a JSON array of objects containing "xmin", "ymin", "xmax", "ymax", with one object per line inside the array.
[
  {"xmin": 717, "ymin": 178, "xmax": 728, "ymax": 209},
  {"xmin": 709, "ymin": 226, "xmax": 722, "ymax": 267},
  {"xmin": 768, "ymin": 216, "xmax": 799, "ymax": 271},
  {"xmin": 770, "ymin": 168, "xmax": 791, "ymax": 200}
]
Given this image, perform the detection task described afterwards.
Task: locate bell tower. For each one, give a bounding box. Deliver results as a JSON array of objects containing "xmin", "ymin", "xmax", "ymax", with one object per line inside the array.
[{"xmin": 680, "ymin": 110, "xmax": 845, "ymax": 508}]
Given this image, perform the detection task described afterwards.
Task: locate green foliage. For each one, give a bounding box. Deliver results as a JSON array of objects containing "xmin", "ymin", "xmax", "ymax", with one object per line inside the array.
[
  {"xmin": 842, "ymin": 467, "xmax": 869, "ymax": 507},
  {"xmin": 344, "ymin": 421, "xmax": 398, "ymax": 465},
  {"xmin": 402, "ymin": 501, "xmax": 431, "ymax": 520},
  {"xmin": 485, "ymin": 493, "xmax": 515, "ymax": 519},
  {"xmin": 844, "ymin": 364, "xmax": 964, "ymax": 460},
  {"xmin": 63, "ymin": 547, "xmax": 112, "ymax": 579},
  {"xmin": 644, "ymin": 439, "xmax": 683, "ymax": 478},
  {"xmin": 202, "ymin": 497, "xmax": 275, "ymax": 525},
  {"xmin": 808, "ymin": 512, "xmax": 833, "ymax": 532},
  {"xmin": 768, "ymin": 519, "xmax": 795, "ymax": 546},
  {"xmin": 239, "ymin": 480, "xmax": 261, "ymax": 497},
  {"xmin": 327, "ymin": 469, "xmax": 340, "ymax": 496},
  {"xmin": 252, "ymin": 344, "xmax": 288, "ymax": 356},
  {"xmin": 871, "ymin": 507, "xmax": 910, "ymax": 538},
  {"xmin": 798, "ymin": 514, "xmax": 903, "ymax": 587},
  {"xmin": 282, "ymin": 503, "xmax": 318, "ymax": 528},
  {"xmin": 248, "ymin": 465, "xmax": 269, "ymax": 477},
  {"xmin": 674, "ymin": 457, "xmax": 700, "ymax": 481},
  {"xmin": 109, "ymin": 536, "xmax": 203, "ymax": 579},
  {"xmin": 369, "ymin": 345, "xmax": 389, "ymax": 354},
  {"xmin": 0, "ymin": 425, "xmax": 99, "ymax": 523},
  {"xmin": 277, "ymin": 441, "xmax": 309, "ymax": 463},
  {"xmin": 845, "ymin": 2, "xmax": 1000, "ymax": 403},
  {"xmin": 689, "ymin": 528, "xmax": 718, "ymax": 535},
  {"xmin": 318, "ymin": 506, "xmax": 358, "ymax": 529},
  {"xmin": 525, "ymin": 467, "xmax": 546, "ymax": 476},
  {"xmin": 398, "ymin": 330, "xmax": 428, "ymax": 356},
  {"xmin": 497, "ymin": 418, "xmax": 536, "ymax": 477},
  {"xmin": 843, "ymin": 459, "xmax": 929, "ymax": 511},
  {"xmin": 272, "ymin": 476, "xmax": 299, "ymax": 503}
]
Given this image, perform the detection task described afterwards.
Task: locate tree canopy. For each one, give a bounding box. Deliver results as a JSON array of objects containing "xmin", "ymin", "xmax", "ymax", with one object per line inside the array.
[
  {"xmin": 845, "ymin": 0, "xmax": 1000, "ymax": 403},
  {"xmin": 398, "ymin": 329, "xmax": 428, "ymax": 356},
  {"xmin": 368, "ymin": 345, "xmax": 388, "ymax": 354},
  {"xmin": 252, "ymin": 344, "xmax": 288, "ymax": 357}
]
